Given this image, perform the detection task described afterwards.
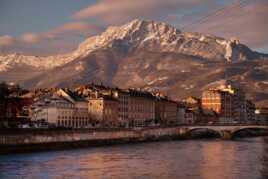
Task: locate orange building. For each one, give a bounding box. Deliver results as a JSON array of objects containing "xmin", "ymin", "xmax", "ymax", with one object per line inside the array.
[
  {"xmin": 201, "ymin": 81, "xmax": 254, "ymax": 123},
  {"xmin": 202, "ymin": 89, "xmax": 232, "ymax": 120}
]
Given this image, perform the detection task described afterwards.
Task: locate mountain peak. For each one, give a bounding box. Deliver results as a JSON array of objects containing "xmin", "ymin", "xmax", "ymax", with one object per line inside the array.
[
  {"xmin": 77, "ymin": 19, "xmax": 182, "ymax": 55},
  {"xmin": 0, "ymin": 19, "xmax": 267, "ymax": 105},
  {"xmin": 121, "ymin": 19, "xmax": 181, "ymax": 34},
  {"xmin": 78, "ymin": 19, "xmax": 261, "ymax": 62},
  {"xmin": 0, "ymin": 19, "xmax": 267, "ymax": 76}
]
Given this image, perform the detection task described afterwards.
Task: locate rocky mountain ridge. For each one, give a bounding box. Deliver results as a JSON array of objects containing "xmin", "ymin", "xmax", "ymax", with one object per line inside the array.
[
  {"xmin": 0, "ymin": 19, "xmax": 267, "ymax": 106},
  {"xmin": 0, "ymin": 19, "xmax": 265, "ymax": 72}
]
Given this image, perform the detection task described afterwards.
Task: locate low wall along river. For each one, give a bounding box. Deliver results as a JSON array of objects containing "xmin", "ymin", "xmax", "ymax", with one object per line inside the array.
[
  {"xmin": 0, "ymin": 126, "xmax": 267, "ymax": 154},
  {"xmin": 0, "ymin": 127, "xmax": 183, "ymax": 154}
]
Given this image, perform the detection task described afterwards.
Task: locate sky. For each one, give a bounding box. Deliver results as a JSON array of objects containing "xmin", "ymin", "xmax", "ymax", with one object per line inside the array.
[{"xmin": 0, "ymin": 0, "xmax": 267, "ymax": 55}]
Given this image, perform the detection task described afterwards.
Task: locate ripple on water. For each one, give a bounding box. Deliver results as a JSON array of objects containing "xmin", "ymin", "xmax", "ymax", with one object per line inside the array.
[{"xmin": 0, "ymin": 138, "xmax": 267, "ymax": 179}]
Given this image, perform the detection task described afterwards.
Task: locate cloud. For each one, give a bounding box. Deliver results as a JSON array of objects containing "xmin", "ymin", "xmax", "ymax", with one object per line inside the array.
[
  {"xmin": 188, "ymin": 0, "xmax": 268, "ymax": 49},
  {"xmin": 72, "ymin": 0, "xmax": 268, "ymax": 51},
  {"xmin": 72, "ymin": 0, "xmax": 207, "ymax": 24},
  {"xmin": 2, "ymin": 0, "xmax": 267, "ymax": 55},
  {"xmin": 20, "ymin": 33, "xmax": 42, "ymax": 44},
  {"xmin": 44, "ymin": 22, "xmax": 102, "ymax": 39},
  {"xmin": 0, "ymin": 21, "xmax": 102, "ymax": 55},
  {"xmin": 16, "ymin": 21, "xmax": 102, "ymax": 45},
  {"xmin": 0, "ymin": 35, "xmax": 15, "ymax": 47}
]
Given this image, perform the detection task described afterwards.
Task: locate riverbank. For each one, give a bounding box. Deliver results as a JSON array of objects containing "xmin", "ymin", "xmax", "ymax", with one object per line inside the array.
[
  {"xmin": 0, "ymin": 127, "xmax": 182, "ymax": 154},
  {"xmin": 0, "ymin": 127, "xmax": 267, "ymax": 154}
]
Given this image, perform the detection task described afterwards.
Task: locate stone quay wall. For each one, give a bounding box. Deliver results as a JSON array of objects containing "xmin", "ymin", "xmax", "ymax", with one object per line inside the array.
[{"xmin": 0, "ymin": 127, "xmax": 183, "ymax": 154}]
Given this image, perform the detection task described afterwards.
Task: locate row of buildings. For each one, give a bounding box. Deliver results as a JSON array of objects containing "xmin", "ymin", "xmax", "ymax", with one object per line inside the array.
[
  {"xmin": 29, "ymin": 86, "xmax": 180, "ymax": 128},
  {"xmin": 1, "ymin": 81, "xmax": 267, "ymax": 128}
]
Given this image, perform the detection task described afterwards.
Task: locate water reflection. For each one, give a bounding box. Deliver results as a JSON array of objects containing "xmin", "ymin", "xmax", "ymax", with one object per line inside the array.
[
  {"xmin": 261, "ymin": 137, "xmax": 268, "ymax": 178},
  {"xmin": 198, "ymin": 141, "xmax": 235, "ymax": 179},
  {"xmin": 0, "ymin": 138, "xmax": 266, "ymax": 179}
]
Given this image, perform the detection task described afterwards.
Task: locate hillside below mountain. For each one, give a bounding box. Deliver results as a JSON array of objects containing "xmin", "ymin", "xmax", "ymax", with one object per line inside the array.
[{"xmin": 0, "ymin": 19, "xmax": 267, "ymax": 106}]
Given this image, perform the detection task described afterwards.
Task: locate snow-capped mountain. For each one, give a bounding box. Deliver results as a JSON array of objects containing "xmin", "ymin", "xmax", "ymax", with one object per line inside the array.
[
  {"xmin": 0, "ymin": 19, "xmax": 265, "ymax": 72},
  {"xmin": 0, "ymin": 19, "xmax": 267, "ymax": 105},
  {"xmin": 76, "ymin": 19, "xmax": 264, "ymax": 61},
  {"xmin": 0, "ymin": 53, "xmax": 69, "ymax": 72}
]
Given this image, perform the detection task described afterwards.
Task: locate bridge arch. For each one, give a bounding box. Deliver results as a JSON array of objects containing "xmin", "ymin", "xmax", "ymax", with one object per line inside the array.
[
  {"xmin": 186, "ymin": 128, "xmax": 222, "ymax": 138},
  {"xmin": 231, "ymin": 127, "xmax": 268, "ymax": 139}
]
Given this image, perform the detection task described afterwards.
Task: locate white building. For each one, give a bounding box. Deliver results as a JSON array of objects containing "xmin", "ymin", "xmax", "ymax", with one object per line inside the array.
[{"xmin": 30, "ymin": 89, "xmax": 91, "ymax": 128}]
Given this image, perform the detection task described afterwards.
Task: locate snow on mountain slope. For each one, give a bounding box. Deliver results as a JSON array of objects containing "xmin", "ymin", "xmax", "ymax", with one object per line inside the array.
[
  {"xmin": 1, "ymin": 19, "xmax": 266, "ymax": 105},
  {"xmin": 0, "ymin": 19, "xmax": 265, "ymax": 73},
  {"xmin": 0, "ymin": 53, "xmax": 72, "ymax": 72}
]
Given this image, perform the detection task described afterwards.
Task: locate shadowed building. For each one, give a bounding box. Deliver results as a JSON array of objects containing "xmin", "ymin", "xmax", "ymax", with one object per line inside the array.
[
  {"xmin": 112, "ymin": 89, "xmax": 130, "ymax": 127},
  {"xmin": 255, "ymin": 107, "xmax": 268, "ymax": 124},
  {"xmin": 88, "ymin": 95, "xmax": 119, "ymax": 127},
  {"xmin": 127, "ymin": 89, "xmax": 155, "ymax": 127},
  {"xmin": 155, "ymin": 95, "xmax": 178, "ymax": 125}
]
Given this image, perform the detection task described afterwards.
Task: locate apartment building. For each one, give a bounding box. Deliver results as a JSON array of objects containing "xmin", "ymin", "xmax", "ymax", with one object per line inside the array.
[
  {"xmin": 201, "ymin": 81, "xmax": 254, "ymax": 123},
  {"xmin": 155, "ymin": 96, "xmax": 178, "ymax": 125},
  {"xmin": 88, "ymin": 95, "xmax": 119, "ymax": 127},
  {"xmin": 112, "ymin": 89, "xmax": 130, "ymax": 126},
  {"xmin": 30, "ymin": 89, "xmax": 91, "ymax": 128},
  {"xmin": 127, "ymin": 89, "xmax": 155, "ymax": 127}
]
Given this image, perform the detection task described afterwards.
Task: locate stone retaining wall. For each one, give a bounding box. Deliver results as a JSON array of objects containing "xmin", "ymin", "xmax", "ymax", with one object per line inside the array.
[{"xmin": 0, "ymin": 127, "xmax": 182, "ymax": 154}]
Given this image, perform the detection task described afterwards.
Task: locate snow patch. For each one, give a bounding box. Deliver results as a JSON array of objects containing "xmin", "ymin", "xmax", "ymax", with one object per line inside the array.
[
  {"xmin": 261, "ymin": 81, "xmax": 268, "ymax": 85},
  {"xmin": 181, "ymin": 69, "xmax": 190, "ymax": 73},
  {"xmin": 181, "ymin": 84, "xmax": 194, "ymax": 90},
  {"xmin": 144, "ymin": 63, "xmax": 150, "ymax": 69},
  {"xmin": 147, "ymin": 76, "xmax": 168, "ymax": 85}
]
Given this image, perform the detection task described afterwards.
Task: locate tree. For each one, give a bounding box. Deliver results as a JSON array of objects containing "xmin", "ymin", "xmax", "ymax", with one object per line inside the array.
[
  {"xmin": 0, "ymin": 82, "xmax": 11, "ymax": 125},
  {"xmin": 13, "ymin": 84, "xmax": 22, "ymax": 97},
  {"xmin": 0, "ymin": 82, "xmax": 10, "ymax": 100}
]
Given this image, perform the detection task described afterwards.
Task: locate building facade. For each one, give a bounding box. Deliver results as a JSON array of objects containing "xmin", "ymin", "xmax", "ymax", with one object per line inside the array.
[
  {"xmin": 201, "ymin": 81, "xmax": 254, "ymax": 123},
  {"xmin": 155, "ymin": 97, "xmax": 178, "ymax": 125},
  {"xmin": 255, "ymin": 108, "xmax": 268, "ymax": 124},
  {"xmin": 245, "ymin": 100, "xmax": 255, "ymax": 121},
  {"xmin": 31, "ymin": 89, "xmax": 91, "ymax": 128},
  {"xmin": 112, "ymin": 90, "xmax": 130, "ymax": 126},
  {"xmin": 127, "ymin": 89, "xmax": 155, "ymax": 127},
  {"xmin": 88, "ymin": 96, "xmax": 119, "ymax": 127},
  {"xmin": 202, "ymin": 89, "xmax": 232, "ymax": 122}
]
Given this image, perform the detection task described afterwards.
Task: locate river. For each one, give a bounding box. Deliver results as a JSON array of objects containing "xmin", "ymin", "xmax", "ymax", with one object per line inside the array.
[{"xmin": 0, "ymin": 137, "xmax": 267, "ymax": 179}]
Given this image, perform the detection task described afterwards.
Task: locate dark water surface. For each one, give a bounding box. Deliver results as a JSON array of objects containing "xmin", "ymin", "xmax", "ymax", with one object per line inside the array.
[{"xmin": 0, "ymin": 137, "xmax": 267, "ymax": 179}]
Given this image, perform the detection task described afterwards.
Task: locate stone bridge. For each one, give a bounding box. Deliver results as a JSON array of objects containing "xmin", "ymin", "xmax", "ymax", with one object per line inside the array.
[{"xmin": 177, "ymin": 125, "xmax": 268, "ymax": 139}]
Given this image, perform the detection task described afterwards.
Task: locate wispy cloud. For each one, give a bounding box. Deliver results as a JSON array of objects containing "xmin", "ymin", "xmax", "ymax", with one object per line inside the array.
[
  {"xmin": 1, "ymin": 0, "xmax": 267, "ymax": 55},
  {"xmin": 44, "ymin": 22, "xmax": 102, "ymax": 39},
  {"xmin": 72, "ymin": 0, "xmax": 208, "ymax": 25},
  {"xmin": 187, "ymin": 0, "xmax": 268, "ymax": 49},
  {"xmin": 0, "ymin": 35, "xmax": 15, "ymax": 47},
  {"xmin": 72, "ymin": 0, "xmax": 267, "ymax": 50},
  {"xmin": 19, "ymin": 22, "xmax": 102, "ymax": 43},
  {"xmin": 20, "ymin": 33, "xmax": 42, "ymax": 44},
  {"xmin": 0, "ymin": 22, "xmax": 102, "ymax": 55}
]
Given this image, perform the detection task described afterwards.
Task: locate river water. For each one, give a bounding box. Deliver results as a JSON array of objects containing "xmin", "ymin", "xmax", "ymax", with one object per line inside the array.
[{"xmin": 0, "ymin": 137, "xmax": 267, "ymax": 179}]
